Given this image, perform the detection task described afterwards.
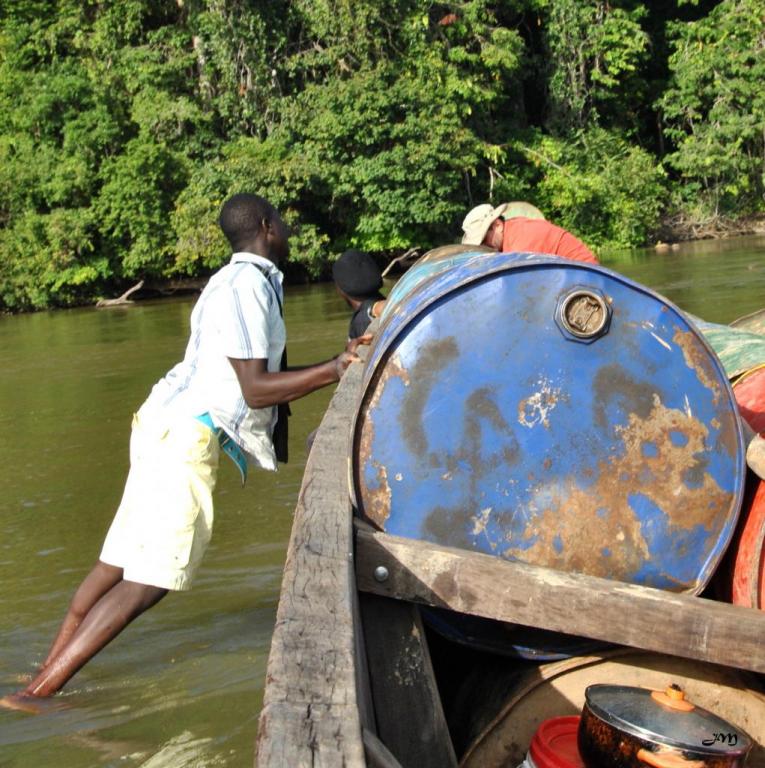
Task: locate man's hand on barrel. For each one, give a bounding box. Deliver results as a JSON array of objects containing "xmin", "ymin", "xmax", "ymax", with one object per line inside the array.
[{"xmin": 334, "ymin": 334, "xmax": 372, "ymax": 379}]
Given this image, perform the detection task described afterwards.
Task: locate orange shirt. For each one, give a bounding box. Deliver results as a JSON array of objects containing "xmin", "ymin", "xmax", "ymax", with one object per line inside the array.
[{"xmin": 502, "ymin": 218, "xmax": 598, "ymax": 264}]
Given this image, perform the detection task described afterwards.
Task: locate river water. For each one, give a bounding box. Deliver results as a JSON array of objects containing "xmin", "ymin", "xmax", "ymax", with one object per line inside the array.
[{"xmin": 1, "ymin": 236, "xmax": 764, "ymax": 767}]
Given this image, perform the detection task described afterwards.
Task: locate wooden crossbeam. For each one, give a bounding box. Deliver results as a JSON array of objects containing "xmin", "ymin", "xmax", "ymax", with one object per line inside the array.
[{"xmin": 356, "ymin": 528, "xmax": 765, "ymax": 674}]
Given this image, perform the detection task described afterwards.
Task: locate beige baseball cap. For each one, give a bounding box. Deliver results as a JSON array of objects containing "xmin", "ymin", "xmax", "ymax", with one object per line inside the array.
[
  {"xmin": 461, "ymin": 203, "xmax": 508, "ymax": 245},
  {"xmin": 461, "ymin": 201, "xmax": 545, "ymax": 245}
]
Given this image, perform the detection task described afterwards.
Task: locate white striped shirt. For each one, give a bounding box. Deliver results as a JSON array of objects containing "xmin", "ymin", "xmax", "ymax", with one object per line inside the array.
[{"xmin": 143, "ymin": 252, "xmax": 286, "ymax": 470}]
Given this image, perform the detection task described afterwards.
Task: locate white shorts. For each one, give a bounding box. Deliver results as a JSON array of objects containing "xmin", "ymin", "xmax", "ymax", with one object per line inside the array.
[{"xmin": 100, "ymin": 405, "xmax": 220, "ymax": 591}]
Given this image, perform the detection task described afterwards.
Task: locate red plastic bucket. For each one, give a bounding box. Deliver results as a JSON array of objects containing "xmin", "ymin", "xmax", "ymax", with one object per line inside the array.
[{"xmin": 527, "ymin": 716, "xmax": 584, "ymax": 768}]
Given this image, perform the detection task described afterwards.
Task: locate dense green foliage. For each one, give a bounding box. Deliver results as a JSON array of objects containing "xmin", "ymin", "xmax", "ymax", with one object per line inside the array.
[
  {"xmin": 0, "ymin": 0, "xmax": 762, "ymax": 310},
  {"xmin": 660, "ymin": 0, "xmax": 765, "ymax": 218}
]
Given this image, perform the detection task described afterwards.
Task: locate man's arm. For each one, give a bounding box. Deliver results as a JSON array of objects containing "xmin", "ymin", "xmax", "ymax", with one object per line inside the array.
[{"xmin": 229, "ymin": 335, "xmax": 371, "ymax": 409}]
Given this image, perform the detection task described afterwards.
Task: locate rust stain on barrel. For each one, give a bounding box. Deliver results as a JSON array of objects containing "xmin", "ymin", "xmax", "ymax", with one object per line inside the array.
[
  {"xmin": 361, "ymin": 460, "xmax": 393, "ymax": 529},
  {"xmin": 466, "ymin": 387, "xmax": 519, "ymax": 468},
  {"xmin": 517, "ymin": 378, "xmax": 563, "ymax": 429},
  {"xmin": 399, "ymin": 337, "xmax": 460, "ymax": 456},
  {"xmin": 715, "ymin": 406, "xmax": 741, "ymax": 462},
  {"xmin": 423, "ymin": 504, "xmax": 481, "ymax": 550},
  {"xmin": 467, "ymin": 388, "xmax": 513, "ymax": 435},
  {"xmin": 593, "ymin": 363, "xmax": 658, "ymax": 431},
  {"xmin": 504, "ymin": 395, "xmax": 729, "ymax": 584},
  {"xmin": 673, "ymin": 328, "xmax": 720, "ymax": 400},
  {"xmin": 357, "ymin": 354, "xmax": 411, "ymax": 527},
  {"xmin": 622, "ymin": 324, "xmax": 738, "ymax": 461}
]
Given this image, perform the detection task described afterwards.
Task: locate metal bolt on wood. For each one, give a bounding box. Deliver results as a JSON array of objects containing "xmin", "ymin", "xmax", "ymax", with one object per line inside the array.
[{"xmin": 373, "ymin": 566, "xmax": 389, "ymax": 583}]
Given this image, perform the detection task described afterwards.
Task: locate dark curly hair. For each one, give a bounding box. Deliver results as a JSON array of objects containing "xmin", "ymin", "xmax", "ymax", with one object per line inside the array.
[{"xmin": 218, "ymin": 193, "xmax": 274, "ymax": 250}]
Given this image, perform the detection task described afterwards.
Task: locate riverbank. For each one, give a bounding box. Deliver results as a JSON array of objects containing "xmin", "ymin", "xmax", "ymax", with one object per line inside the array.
[
  {"xmin": 93, "ymin": 223, "xmax": 765, "ymax": 306},
  {"xmin": 656, "ymin": 212, "xmax": 765, "ymax": 244},
  {"xmin": 3, "ymin": 225, "xmax": 765, "ymax": 315}
]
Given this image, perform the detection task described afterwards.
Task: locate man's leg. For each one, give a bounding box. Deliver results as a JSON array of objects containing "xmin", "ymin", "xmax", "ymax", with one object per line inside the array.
[
  {"xmin": 23, "ymin": 579, "xmax": 167, "ymax": 698},
  {"xmin": 40, "ymin": 561, "xmax": 124, "ymax": 670}
]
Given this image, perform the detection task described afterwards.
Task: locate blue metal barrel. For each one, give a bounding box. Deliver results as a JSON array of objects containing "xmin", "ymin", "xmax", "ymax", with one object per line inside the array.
[
  {"xmin": 353, "ymin": 252, "xmax": 746, "ymax": 594},
  {"xmin": 381, "ymin": 244, "xmax": 493, "ymax": 315}
]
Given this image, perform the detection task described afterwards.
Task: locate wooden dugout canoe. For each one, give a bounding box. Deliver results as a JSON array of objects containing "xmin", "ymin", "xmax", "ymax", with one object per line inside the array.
[
  {"xmin": 256, "ymin": 357, "xmax": 765, "ymax": 768},
  {"xmin": 257, "ymin": 254, "xmax": 765, "ymax": 766}
]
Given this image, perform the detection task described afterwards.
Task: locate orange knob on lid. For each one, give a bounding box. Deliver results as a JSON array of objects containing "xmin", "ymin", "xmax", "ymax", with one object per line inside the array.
[{"xmin": 650, "ymin": 684, "xmax": 695, "ymax": 712}]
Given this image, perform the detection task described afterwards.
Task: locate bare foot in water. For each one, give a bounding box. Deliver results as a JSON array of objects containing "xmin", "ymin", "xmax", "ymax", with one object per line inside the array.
[{"xmin": 0, "ymin": 692, "xmax": 44, "ymax": 714}]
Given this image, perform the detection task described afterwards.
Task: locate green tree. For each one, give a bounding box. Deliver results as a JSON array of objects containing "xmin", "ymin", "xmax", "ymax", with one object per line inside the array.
[
  {"xmin": 185, "ymin": 0, "xmax": 285, "ymax": 138},
  {"xmin": 175, "ymin": 1, "xmax": 527, "ymax": 277},
  {"xmin": 0, "ymin": 3, "xmax": 113, "ymax": 308},
  {"xmin": 660, "ymin": 0, "xmax": 765, "ymax": 218},
  {"xmin": 96, "ymin": 136, "xmax": 188, "ymax": 276},
  {"xmin": 2, "ymin": 0, "xmax": 763, "ymax": 311},
  {"xmin": 541, "ymin": 0, "xmax": 650, "ymax": 132},
  {"xmin": 514, "ymin": 127, "xmax": 666, "ymax": 249},
  {"xmin": 0, "ymin": 0, "xmax": 208, "ymax": 308}
]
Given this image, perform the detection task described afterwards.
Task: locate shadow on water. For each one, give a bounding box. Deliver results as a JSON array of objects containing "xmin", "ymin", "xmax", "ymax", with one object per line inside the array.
[{"xmin": 0, "ymin": 237, "xmax": 763, "ymax": 766}]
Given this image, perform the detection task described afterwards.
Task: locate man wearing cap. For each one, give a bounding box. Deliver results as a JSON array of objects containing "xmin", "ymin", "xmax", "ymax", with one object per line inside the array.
[
  {"xmin": 461, "ymin": 202, "xmax": 598, "ymax": 264},
  {"xmin": 332, "ymin": 249, "xmax": 387, "ymax": 339}
]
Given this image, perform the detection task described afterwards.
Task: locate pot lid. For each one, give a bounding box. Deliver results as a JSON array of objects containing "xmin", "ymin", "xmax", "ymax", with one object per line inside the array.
[{"xmin": 584, "ymin": 684, "xmax": 752, "ymax": 757}]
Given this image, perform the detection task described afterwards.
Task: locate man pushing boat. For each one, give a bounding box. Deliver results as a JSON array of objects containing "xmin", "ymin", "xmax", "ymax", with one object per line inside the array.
[{"xmin": 1, "ymin": 193, "xmax": 369, "ymax": 711}]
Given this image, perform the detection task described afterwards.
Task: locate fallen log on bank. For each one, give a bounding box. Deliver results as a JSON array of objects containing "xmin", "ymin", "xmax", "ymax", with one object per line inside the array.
[
  {"xmin": 95, "ymin": 280, "xmax": 144, "ymax": 308},
  {"xmin": 95, "ymin": 276, "xmax": 210, "ymax": 308}
]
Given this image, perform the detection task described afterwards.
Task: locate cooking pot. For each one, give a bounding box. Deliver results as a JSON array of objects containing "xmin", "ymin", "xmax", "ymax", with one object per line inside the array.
[{"xmin": 578, "ymin": 684, "xmax": 752, "ymax": 768}]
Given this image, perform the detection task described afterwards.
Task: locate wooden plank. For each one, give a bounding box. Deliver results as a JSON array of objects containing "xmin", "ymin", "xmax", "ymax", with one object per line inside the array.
[
  {"xmin": 356, "ymin": 528, "xmax": 765, "ymax": 674},
  {"xmin": 731, "ymin": 307, "xmax": 765, "ymax": 336},
  {"xmin": 258, "ymin": 704, "xmax": 362, "ymax": 768},
  {"xmin": 362, "ymin": 728, "xmax": 405, "ymax": 768},
  {"xmin": 257, "ymin": 363, "xmax": 366, "ymax": 767},
  {"xmin": 353, "ymin": 575, "xmax": 377, "ymax": 733},
  {"xmin": 360, "ymin": 593, "xmax": 457, "ymax": 768},
  {"xmin": 748, "ymin": 433, "xmax": 765, "ymax": 479}
]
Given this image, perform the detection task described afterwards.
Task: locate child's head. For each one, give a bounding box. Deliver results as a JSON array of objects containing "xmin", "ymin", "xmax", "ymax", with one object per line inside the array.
[{"xmin": 332, "ymin": 249, "xmax": 382, "ymax": 301}]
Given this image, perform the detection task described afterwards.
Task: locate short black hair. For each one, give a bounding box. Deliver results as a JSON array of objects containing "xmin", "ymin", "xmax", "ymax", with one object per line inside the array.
[
  {"xmin": 332, "ymin": 249, "xmax": 383, "ymax": 299},
  {"xmin": 219, "ymin": 193, "xmax": 274, "ymax": 250}
]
